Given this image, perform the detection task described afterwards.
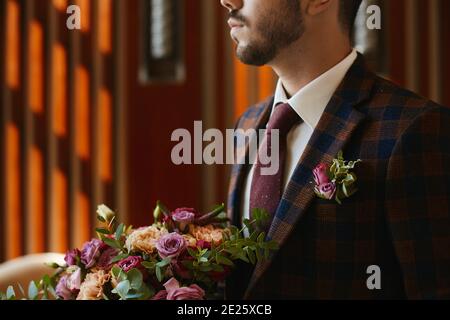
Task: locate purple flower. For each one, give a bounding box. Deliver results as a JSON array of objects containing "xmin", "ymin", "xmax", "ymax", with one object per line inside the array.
[
  {"xmin": 97, "ymin": 247, "xmax": 120, "ymax": 269},
  {"xmin": 56, "ymin": 269, "xmax": 81, "ymax": 301},
  {"xmin": 156, "ymin": 233, "xmax": 186, "ymax": 259},
  {"xmin": 64, "ymin": 248, "xmax": 80, "ymax": 266},
  {"xmin": 56, "ymin": 275, "xmax": 73, "ymax": 300},
  {"xmin": 313, "ymin": 163, "xmax": 330, "ymax": 186},
  {"xmin": 171, "ymin": 208, "xmax": 196, "ymax": 224},
  {"xmin": 317, "ymin": 182, "xmax": 337, "ymax": 200},
  {"xmin": 66, "ymin": 267, "xmax": 82, "ymax": 291},
  {"xmin": 118, "ymin": 256, "xmax": 143, "ymax": 273},
  {"xmin": 163, "ymin": 277, "xmax": 205, "ymax": 300},
  {"xmin": 81, "ymin": 239, "xmax": 104, "ymax": 269}
]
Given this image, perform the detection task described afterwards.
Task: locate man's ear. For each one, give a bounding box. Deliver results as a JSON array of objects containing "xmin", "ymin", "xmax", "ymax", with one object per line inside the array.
[{"xmin": 305, "ymin": 0, "xmax": 334, "ymax": 16}]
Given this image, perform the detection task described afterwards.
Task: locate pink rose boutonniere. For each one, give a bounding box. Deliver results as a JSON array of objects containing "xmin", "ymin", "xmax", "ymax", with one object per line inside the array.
[{"xmin": 313, "ymin": 151, "xmax": 362, "ymax": 204}]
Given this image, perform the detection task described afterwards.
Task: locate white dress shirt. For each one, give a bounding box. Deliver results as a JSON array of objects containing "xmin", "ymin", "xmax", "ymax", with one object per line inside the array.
[{"xmin": 241, "ymin": 49, "xmax": 358, "ymax": 228}]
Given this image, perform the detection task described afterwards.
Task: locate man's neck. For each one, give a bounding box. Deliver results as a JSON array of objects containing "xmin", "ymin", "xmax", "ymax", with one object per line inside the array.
[{"xmin": 269, "ymin": 37, "xmax": 352, "ymax": 97}]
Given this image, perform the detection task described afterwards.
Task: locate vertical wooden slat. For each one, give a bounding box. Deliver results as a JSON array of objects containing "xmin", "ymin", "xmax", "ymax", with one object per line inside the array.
[
  {"xmin": 113, "ymin": 0, "xmax": 127, "ymax": 223},
  {"xmin": 233, "ymin": 58, "xmax": 249, "ymax": 120},
  {"xmin": 0, "ymin": 0, "xmax": 6, "ymax": 262},
  {"xmin": 6, "ymin": 0, "xmax": 20, "ymax": 90},
  {"xmin": 5, "ymin": 0, "xmax": 25, "ymax": 260},
  {"xmin": 48, "ymin": 1, "xmax": 70, "ymax": 252},
  {"xmin": 405, "ymin": 0, "xmax": 419, "ymax": 92},
  {"xmin": 417, "ymin": 0, "xmax": 430, "ymax": 97},
  {"xmin": 442, "ymin": 0, "xmax": 450, "ymax": 107},
  {"xmin": 99, "ymin": 88, "xmax": 112, "ymax": 182},
  {"xmin": 5, "ymin": 124, "xmax": 22, "ymax": 258},
  {"xmin": 29, "ymin": 21, "xmax": 44, "ymax": 114},
  {"xmin": 387, "ymin": 0, "xmax": 406, "ymax": 85},
  {"xmin": 72, "ymin": 0, "xmax": 93, "ymax": 248},
  {"xmin": 28, "ymin": 146, "xmax": 45, "ymax": 252},
  {"xmin": 50, "ymin": 168, "xmax": 68, "ymax": 252},
  {"xmin": 53, "ymin": 44, "xmax": 68, "ymax": 137},
  {"xmin": 428, "ymin": 0, "xmax": 442, "ymax": 103},
  {"xmin": 75, "ymin": 66, "xmax": 90, "ymax": 160},
  {"xmin": 26, "ymin": 1, "xmax": 49, "ymax": 254}
]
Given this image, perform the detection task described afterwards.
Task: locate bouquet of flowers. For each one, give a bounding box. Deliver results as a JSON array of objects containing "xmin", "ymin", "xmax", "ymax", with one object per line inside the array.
[{"xmin": 1, "ymin": 202, "xmax": 277, "ymax": 300}]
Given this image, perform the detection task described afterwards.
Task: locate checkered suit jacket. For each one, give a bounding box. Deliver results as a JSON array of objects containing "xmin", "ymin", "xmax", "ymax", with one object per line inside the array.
[{"xmin": 226, "ymin": 54, "xmax": 450, "ymax": 300}]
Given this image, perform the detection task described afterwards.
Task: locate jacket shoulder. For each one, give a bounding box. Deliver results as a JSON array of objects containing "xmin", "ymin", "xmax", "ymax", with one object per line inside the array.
[{"xmin": 366, "ymin": 75, "xmax": 445, "ymax": 123}]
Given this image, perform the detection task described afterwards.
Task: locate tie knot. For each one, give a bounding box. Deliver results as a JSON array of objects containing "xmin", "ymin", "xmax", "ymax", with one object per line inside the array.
[{"xmin": 266, "ymin": 103, "xmax": 301, "ymax": 135}]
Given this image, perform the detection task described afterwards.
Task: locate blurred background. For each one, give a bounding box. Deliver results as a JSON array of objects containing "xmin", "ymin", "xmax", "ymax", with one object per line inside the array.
[{"xmin": 0, "ymin": 0, "xmax": 449, "ymax": 264}]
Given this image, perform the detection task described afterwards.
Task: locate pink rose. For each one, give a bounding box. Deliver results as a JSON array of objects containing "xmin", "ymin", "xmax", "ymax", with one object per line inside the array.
[
  {"xmin": 313, "ymin": 163, "xmax": 330, "ymax": 186},
  {"xmin": 151, "ymin": 290, "xmax": 168, "ymax": 300},
  {"xmin": 163, "ymin": 278, "xmax": 205, "ymax": 300},
  {"xmin": 317, "ymin": 182, "xmax": 337, "ymax": 200},
  {"xmin": 156, "ymin": 233, "xmax": 187, "ymax": 259},
  {"xmin": 171, "ymin": 208, "xmax": 196, "ymax": 223}
]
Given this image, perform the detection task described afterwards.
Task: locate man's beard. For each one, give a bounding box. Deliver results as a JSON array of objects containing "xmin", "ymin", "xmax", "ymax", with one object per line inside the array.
[{"xmin": 232, "ymin": 1, "xmax": 304, "ymax": 66}]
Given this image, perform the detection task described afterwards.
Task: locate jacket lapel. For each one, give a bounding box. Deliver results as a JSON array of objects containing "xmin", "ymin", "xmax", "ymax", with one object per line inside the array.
[
  {"xmin": 227, "ymin": 97, "xmax": 273, "ymax": 226},
  {"xmin": 244, "ymin": 54, "xmax": 376, "ymax": 298}
]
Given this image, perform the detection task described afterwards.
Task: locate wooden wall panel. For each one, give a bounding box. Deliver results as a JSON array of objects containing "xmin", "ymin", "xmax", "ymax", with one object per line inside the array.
[
  {"xmin": 0, "ymin": 0, "xmax": 6, "ymax": 262},
  {"xmin": 0, "ymin": 0, "xmax": 124, "ymax": 262}
]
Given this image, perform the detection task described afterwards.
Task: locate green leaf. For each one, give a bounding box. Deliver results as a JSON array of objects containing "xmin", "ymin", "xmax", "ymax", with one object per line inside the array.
[
  {"xmin": 141, "ymin": 261, "xmax": 156, "ymax": 270},
  {"xmin": 156, "ymin": 201, "xmax": 171, "ymax": 216},
  {"xmin": 111, "ymin": 266, "xmax": 122, "ymax": 278},
  {"xmin": 155, "ymin": 266, "xmax": 163, "ymax": 282},
  {"xmin": 115, "ymin": 223, "xmax": 125, "ymax": 240},
  {"xmin": 216, "ymin": 254, "xmax": 234, "ymax": 266},
  {"xmin": 6, "ymin": 286, "xmax": 15, "ymax": 300},
  {"xmin": 0, "ymin": 292, "xmax": 6, "ymax": 300},
  {"xmin": 127, "ymin": 269, "xmax": 143, "ymax": 290},
  {"xmin": 112, "ymin": 280, "xmax": 130, "ymax": 299},
  {"xmin": 125, "ymin": 292, "xmax": 143, "ymax": 299},
  {"xmin": 246, "ymin": 248, "xmax": 256, "ymax": 265},
  {"xmin": 103, "ymin": 237, "xmax": 122, "ymax": 249},
  {"xmin": 211, "ymin": 264, "xmax": 224, "ymax": 272},
  {"xmin": 156, "ymin": 258, "xmax": 171, "ymax": 268},
  {"xmin": 111, "ymin": 253, "xmax": 129, "ymax": 263},
  {"xmin": 42, "ymin": 275, "xmax": 52, "ymax": 286},
  {"xmin": 187, "ymin": 247, "xmax": 198, "ymax": 258},
  {"xmin": 257, "ymin": 232, "xmax": 266, "ymax": 243},
  {"xmin": 28, "ymin": 281, "xmax": 39, "ymax": 300},
  {"xmin": 95, "ymin": 228, "xmax": 111, "ymax": 235}
]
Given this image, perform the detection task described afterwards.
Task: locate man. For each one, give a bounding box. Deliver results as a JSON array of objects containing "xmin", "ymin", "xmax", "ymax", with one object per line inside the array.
[{"xmin": 221, "ymin": 0, "xmax": 450, "ymax": 299}]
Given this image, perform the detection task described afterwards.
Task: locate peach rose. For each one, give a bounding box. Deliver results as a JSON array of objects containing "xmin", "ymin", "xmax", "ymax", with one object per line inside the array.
[
  {"xmin": 188, "ymin": 225, "xmax": 228, "ymax": 245},
  {"xmin": 125, "ymin": 225, "xmax": 168, "ymax": 254},
  {"xmin": 76, "ymin": 269, "xmax": 110, "ymax": 300}
]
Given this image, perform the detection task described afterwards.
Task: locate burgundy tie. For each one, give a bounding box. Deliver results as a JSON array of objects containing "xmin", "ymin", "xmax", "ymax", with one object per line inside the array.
[{"xmin": 249, "ymin": 103, "xmax": 301, "ymax": 231}]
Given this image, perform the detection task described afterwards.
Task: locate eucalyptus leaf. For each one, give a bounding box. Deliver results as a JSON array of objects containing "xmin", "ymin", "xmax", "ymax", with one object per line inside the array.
[
  {"xmin": 6, "ymin": 286, "xmax": 15, "ymax": 300},
  {"xmin": 127, "ymin": 269, "xmax": 143, "ymax": 290},
  {"xmin": 28, "ymin": 281, "xmax": 39, "ymax": 300},
  {"xmin": 112, "ymin": 280, "xmax": 130, "ymax": 299}
]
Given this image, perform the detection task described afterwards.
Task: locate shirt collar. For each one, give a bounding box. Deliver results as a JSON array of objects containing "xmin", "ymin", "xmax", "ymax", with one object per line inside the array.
[{"xmin": 272, "ymin": 49, "xmax": 358, "ymax": 129}]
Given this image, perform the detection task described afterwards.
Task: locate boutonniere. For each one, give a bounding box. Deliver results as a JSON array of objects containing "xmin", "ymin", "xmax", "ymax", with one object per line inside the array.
[{"xmin": 313, "ymin": 151, "xmax": 362, "ymax": 204}]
